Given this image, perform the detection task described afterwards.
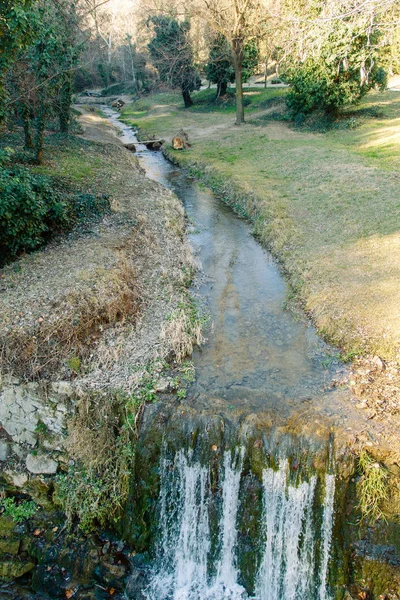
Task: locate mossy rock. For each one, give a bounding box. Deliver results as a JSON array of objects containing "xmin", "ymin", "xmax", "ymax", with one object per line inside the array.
[
  {"xmin": 0, "ymin": 538, "xmax": 20, "ymax": 555},
  {"xmin": 0, "ymin": 558, "xmax": 35, "ymax": 580},
  {"xmin": 355, "ymin": 558, "xmax": 400, "ymax": 597},
  {"xmin": 0, "ymin": 515, "xmax": 17, "ymax": 534}
]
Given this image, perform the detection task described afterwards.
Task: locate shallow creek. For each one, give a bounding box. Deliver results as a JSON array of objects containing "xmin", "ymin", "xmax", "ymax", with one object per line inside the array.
[{"xmin": 101, "ymin": 108, "xmax": 387, "ymax": 600}]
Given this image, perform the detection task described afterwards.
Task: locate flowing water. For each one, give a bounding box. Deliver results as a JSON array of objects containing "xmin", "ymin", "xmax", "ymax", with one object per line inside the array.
[
  {"xmin": 143, "ymin": 449, "xmax": 335, "ymax": 600},
  {"xmin": 102, "ymin": 108, "xmax": 347, "ymax": 599},
  {"xmin": 104, "ymin": 107, "xmax": 343, "ymax": 412}
]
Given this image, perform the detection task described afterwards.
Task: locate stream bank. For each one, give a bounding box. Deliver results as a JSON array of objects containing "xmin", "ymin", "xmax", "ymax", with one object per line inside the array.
[
  {"xmin": 106, "ymin": 108, "xmax": 400, "ymax": 599},
  {"xmin": 119, "ymin": 89, "xmax": 400, "ymax": 418},
  {"xmin": 0, "ymin": 108, "xmax": 203, "ymax": 598}
]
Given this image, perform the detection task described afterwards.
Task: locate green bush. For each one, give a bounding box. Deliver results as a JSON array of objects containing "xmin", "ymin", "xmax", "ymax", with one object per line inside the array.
[
  {"xmin": 0, "ymin": 149, "xmax": 111, "ymax": 266},
  {"xmin": 284, "ymin": 23, "xmax": 388, "ymax": 118},
  {"xmin": 0, "ymin": 497, "xmax": 38, "ymax": 523},
  {"xmin": 0, "ymin": 162, "xmax": 67, "ymax": 264},
  {"xmin": 286, "ymin": 61, "xmax": 387, "ymax": 118}
]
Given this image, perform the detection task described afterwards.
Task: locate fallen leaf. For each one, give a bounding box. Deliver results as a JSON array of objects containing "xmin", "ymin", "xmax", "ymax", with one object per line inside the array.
[
  {"xmin": 33, "ymin": 529, "xmax": 41, "ymax": 536},
  {"xmin": 65, "ymin": 591, "xmax": 73, "ymax": 599},
  {"xmin": 212, "ymin": 445, "xmax": 218, "ymax": 452},
  {"xmin": 109, "ymin": 589, "xmax": 115, "ymax": 596}
]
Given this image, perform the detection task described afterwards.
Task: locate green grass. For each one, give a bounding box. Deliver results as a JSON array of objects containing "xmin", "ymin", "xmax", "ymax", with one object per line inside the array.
[
  {"xmin": 357, "ymin": 451, "xmax": 389, "ymax": 523},
  {"xmin": 121, "ymin": 87, "xmax": 400, "ymax": 360}
]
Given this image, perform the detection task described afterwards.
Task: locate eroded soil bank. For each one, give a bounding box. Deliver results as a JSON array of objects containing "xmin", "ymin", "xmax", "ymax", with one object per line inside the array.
[{"xmin": 0, "ymin": 108, "xmax": 202, "ymax": 598}]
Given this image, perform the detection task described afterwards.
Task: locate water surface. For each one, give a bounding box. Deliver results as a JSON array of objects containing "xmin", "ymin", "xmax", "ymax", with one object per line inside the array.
[{"xmin": 103, "ymin": 107, "xmax": 342, "ymax": 413}]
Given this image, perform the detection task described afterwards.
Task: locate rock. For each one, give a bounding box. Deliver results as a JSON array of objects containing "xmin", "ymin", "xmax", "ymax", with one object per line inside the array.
[
  {"xmin": 0, "ymin": 384, "xmax": 68, "ymax": 445},
  {"xmin": 26, "ymin": 454, "xmax": 58, "ymax": 475},
  {"xmin": 0, "ymin": 387, "xmax": 38, "ymax": 445},
  {"xmin": 356, "ymin": 402, "xmax": 368, "ymax": 409},
  {"xmin": 4, "ymin": 470, "xmax": 28, "ymax": 488},
  {"xmin": 172, "ymin": 129, "xmax": 190, "ymax": 150},
  {"xmin": 124, "ymin": 143, "xmax": 136, "ymax": 152},
  {"xmin": 12, "ymin": 444, "xmax": 25, "ymax": 459},
  {"xmin": 0, "ymin": 538, "xmax": 20, "ymax": 555},
  {"xmin": 111, "ymin": 99, "xmax": 125, "ymax": 109},
  {"xmin": 371, "ymin": 356, "xmax": 385, "ymax": 370},
  {"xmin": 0, "ymin": 558, "xmax": 35, "ymax": 580},
  {"xmin": 0, "ymin": 516, "xmax": 16, "ymax": 533},
  {"xmin": 51, "ymin": 381, "xmax": 73, "ymax": 397},
  {"xmin": 0, "ymin": 440, "xmax": 9, "ymax": 461},
  {"xmin": 155, "ymin": 378, "xmax": 172, "ymax": 393}
]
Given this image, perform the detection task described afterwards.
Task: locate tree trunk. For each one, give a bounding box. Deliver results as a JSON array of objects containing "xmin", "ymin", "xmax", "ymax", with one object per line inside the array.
[
  {"xmin": 232, "ymin": 45, "xmax": 244, "ymax": 125},
  {"xmin": 59, "ymin": 73, "xmax": 72, "ymax": 133},
  {"xmin": 127, "ymin": 37, "xmax": 137, "ymax": 91},
  {"xmin": 217, "ymin": 80, "xmax": 228, "ymax": 98},
  {"xmin": 18, "ymin": 100, "xmax": 33, "ymax": 149},
  {"xmin": 182, "ymin": 88, "xmax": 193, "ymax": 108},
  {"xmin": 35, "ymin": 92, "xmax": 46, "ymax": 164},
  {"xmin": 264, "ymin": 58, "xmax": 269, "ymax": 88}
]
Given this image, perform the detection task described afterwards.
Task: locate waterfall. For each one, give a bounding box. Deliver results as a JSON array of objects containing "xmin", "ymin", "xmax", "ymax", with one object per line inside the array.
[
  {"xmin": 318, "ymin": 474, "xmax": 336, "ymax": 600},
  {"xmin": 144, "ymin": 450, "xmax": 210, "ymax": 600},
  {"xmin": 255, "ymin": 461, "xmax": 317, "ymax": 600},
  {"xmin": 142, "ymin": 450, "xmax": 335, "ymax": 600}
]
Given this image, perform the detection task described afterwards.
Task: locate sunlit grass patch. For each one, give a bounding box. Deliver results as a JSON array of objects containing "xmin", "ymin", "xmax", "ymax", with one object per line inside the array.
[{"xmin": 357, "ymin": 451, "xmax": 389, "ymax": 524}]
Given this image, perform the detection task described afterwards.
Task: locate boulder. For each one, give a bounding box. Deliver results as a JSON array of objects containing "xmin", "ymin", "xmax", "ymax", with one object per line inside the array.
[
  {"xmin": 0, "ymin": 558, "xmax": 35, "ymax": 580},
  {"xmin": 26, "ymin": 454, "xmax": 58, "ymax": 475},
  {"xmin": 0, "ymin": 440, "xmax": 9, "ymax": 462},
  {"xmin": 124, "ymin": 143, "xmax": 136, "ymax": 152},
  {"xmin": 111, "ymin": 99, "xmax": 125, "ymax": 109},
  {"xmin": 0, "ymin": 538, "xmax": 20, "ymax": 555},
  {"xmin": 4, "ymin": 470, "xmax": 28, "ymax": 488},
  {"xmin": 172, "ymin": 129, "xmax": 191, "ymax": 150}
]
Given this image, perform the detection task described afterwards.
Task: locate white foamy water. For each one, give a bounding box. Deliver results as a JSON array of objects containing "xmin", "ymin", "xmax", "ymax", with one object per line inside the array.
[{"xmin": 142, "ymin": 452, "xmax": 335, "ymax": 600}]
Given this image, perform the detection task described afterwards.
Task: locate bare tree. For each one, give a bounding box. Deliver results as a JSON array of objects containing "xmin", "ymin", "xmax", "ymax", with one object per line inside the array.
[{"xmin": 189, "ymin": 0, "xmax": 274, "ymax": 124}]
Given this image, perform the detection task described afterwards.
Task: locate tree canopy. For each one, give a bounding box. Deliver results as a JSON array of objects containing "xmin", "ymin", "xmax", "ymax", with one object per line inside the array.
[{"xmin": 148, "ymin": 15, "xmax": 200, "ymax": 107}]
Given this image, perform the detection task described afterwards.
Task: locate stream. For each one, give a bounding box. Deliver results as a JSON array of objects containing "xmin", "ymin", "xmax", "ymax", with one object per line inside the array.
[
  {"xmin": 103, "ymin": 107, "xmax": 343, "ymax": 411},
  {"xmin": 99, "ymin": 107, "xmax": 352, "ymax": 600}
]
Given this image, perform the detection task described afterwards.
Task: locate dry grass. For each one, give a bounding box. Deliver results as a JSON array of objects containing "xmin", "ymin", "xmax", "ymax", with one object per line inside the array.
[
  {"xmin": 161, "ymin": 307, "xmax": 204, "ymax": 364},
  {"xmin": 0, "ymin": 235, "xmax": 139, "ymax": 380},
  {"xmin": 56, "ymin": 388, "xmax": 135, "ymax": 531}
]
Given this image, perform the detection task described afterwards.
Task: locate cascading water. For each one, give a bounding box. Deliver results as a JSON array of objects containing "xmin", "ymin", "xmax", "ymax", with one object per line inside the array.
[
  {"xmin": 97, "ymin": 109, "xmax": 347, "ymax": 599},
  {"xmin": 142, "ymin": 448, "xmax": 335, "ymax": 600}
]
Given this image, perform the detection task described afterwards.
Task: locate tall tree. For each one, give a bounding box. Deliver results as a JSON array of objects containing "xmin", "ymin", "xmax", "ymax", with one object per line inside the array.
[
  {"xmin": 191, "ymin": 0, "xmax": 269, "ymax": 124},
  {"xmin": 8, "ymin": 0, "xmax": 83, "ymax": 160},
  {"xmin": 148, "ymin": 15, "xmax": 200, "ymax": 107},
  {"xmin": 205, "ymin": 33, "xmax": 259, "ymax": 98},
  {"xmin": 205, "ymin": 33, "xmax": 234, "ymax": 98},
  {"xmin": 0, "ymin": 0, "xmax": 37, "ymax": 120}
]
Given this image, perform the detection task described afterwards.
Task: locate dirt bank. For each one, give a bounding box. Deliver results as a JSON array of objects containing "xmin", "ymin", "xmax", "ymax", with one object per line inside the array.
[{"xmin": 0, "ymin": 107, "xmax": 202, "ymax": 598}]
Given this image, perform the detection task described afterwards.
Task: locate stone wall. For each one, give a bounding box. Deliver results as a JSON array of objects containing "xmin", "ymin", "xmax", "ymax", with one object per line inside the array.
[{"xmin": 0, "ymin": 377, "xmax": 75, "ymax": 489}]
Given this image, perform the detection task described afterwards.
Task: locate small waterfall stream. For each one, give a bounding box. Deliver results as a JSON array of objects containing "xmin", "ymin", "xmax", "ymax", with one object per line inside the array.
[
  {"xmin": 143, "ymin": 449, "xmax": 335, "ymax": 600},
  {"xmin": 99, "ymin": 108, "xmax": 345, "ymax": 600}
]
